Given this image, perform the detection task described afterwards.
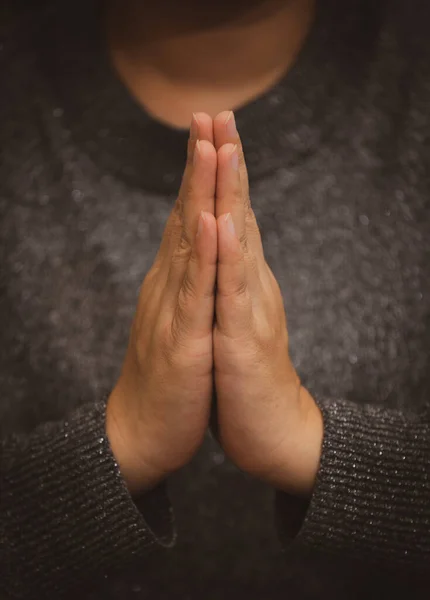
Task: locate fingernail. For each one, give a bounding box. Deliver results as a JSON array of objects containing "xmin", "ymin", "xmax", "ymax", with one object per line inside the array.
[
  {"xmin": 197, "ymin": 210, "xmax": 205, "ymax": 237},
  {"xmin": 225, "ymin": 111, "xmax": 237, "ymax": 137},
  {"xmin": 230, "ymin": 145, "xmax": 239, "ymax": 171},
  {"xmin": 225, "ymin": 213, "xmax": 236, "ymax": 237},
  {"xmin": 190, "ymin": 113, "xmax": 199, "ymax": 139},
  {"xmin": 194, "ymin": 140, "xmax": 201, "ymax": 165}
]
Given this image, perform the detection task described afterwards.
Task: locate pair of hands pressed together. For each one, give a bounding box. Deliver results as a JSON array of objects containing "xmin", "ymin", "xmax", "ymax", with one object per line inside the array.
[{"xmin": 106, "ymin": 111, "xmax": 323, "ymax": 500}]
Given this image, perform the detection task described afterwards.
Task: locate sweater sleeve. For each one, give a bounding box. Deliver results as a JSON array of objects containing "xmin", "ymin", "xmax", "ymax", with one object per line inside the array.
[
  {"xmin": 275, "ymin": 398, "xmax": 430, "ymax": 572},
  {"xmin": 0, "ymin": 398, "xmax": 175, "ymax": 599}
]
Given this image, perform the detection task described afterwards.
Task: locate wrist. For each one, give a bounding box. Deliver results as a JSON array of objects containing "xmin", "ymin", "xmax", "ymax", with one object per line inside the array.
[
  {"xmin": 106, "ymin": 386, "xmax": 166, "ymax": 496},
  {"xmin": 297, "ymin": 386, "xmax": 324, "ymax": 495},
  {"xmin": 277, "ymin": 386, "xmax": 324, "ymax": 498}
]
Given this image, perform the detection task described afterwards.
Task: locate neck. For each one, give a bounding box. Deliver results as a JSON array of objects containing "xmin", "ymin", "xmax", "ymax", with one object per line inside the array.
[{"xmin": 106, "ymin": 0, "xmax": 316, "ymax": 128}]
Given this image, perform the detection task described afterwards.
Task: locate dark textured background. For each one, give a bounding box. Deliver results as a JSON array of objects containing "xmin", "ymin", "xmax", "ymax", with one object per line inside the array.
[{"xmin": 1, "ymin": 0, "xmax": 429, "ymax": 597}]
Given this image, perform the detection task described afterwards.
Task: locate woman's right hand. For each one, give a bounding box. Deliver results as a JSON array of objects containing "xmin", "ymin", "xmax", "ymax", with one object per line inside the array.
[{"xmin": 106, "ymin": 113, "xmax": 218, "ymax": 495}]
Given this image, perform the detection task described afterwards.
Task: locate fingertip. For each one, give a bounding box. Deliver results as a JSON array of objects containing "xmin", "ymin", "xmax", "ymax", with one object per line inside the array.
[
  {"xmin": 214, "ymin": 111, "xmax": 232, "ymax": 127},
  {"xmin": 214, "ymin": 111, "xmax": 233, "ymax": 149},
  {"xmin": 201, "ymin": 210, "xmax": 217, "ymax": 231},
  {"xmin": 216, "ymin": 213, "xmax": 226, "ymax": 229},
  {"xmin": 197, "ymin": 139, "xmax": 217, "ymax": 162},
  {"xmin": 193, "ymin": 112, "xmax": 214, "ymax": 143},
  {"xmin": 217, "ymin": 142, "xmax": 237, "ymax": 164},
  {"xmin": 193, "ymin": 111, "xmax": 212, "ymax": 124},
  {"xmin": 217, "ymin": 212, "xmax": 233, "ymax": 232},
  {"xmin": 193, "ymin": 141, "xmax": 217, "ymax": 189},
  {"xmin": 190, "ymin": 139, "xmax": 217, "ymax": 200},
  {"xmin": 198, "ymin": 211, "xmax": 217, "ymax": 241}
]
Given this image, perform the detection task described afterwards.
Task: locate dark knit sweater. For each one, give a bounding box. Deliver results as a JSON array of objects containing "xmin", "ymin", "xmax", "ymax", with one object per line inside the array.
[{"xmin": 1, "ymin": 0, "xmax": 430, "ymax": 598}]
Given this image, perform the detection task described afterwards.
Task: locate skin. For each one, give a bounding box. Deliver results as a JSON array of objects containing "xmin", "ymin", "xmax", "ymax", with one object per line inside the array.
[
  {"xmin": 106, "ymin": 0, "xmax": 316, "ymax": 127},
  {"xmin": 107, "ymin": 113, "xmax": 323, "ymax": 498},
  {"xmin": 213, "ymin": 112, "xmax": 323, "ymax": 497},
  {"xmin": 106, "ymin": 114, "xmax": 219, "ymax": 494},
  {"xmin": 106, "ymin": 0, "xmax": 323, "ymax": 498}
]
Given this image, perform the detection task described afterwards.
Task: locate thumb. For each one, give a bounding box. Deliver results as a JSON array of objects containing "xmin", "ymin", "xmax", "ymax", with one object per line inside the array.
[{"xmin": 216, "ymin": 212, "xmax": 253, "ymax": 338}]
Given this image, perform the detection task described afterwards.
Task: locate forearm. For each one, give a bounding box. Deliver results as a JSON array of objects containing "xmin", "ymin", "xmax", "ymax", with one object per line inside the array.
[
  {"xmin": 1, "ymin": 399, "xmax": 174, "ymax": 599},
  {"xmin": 276, "ymin": 398, "xmax": 430, "ymax": 570}
]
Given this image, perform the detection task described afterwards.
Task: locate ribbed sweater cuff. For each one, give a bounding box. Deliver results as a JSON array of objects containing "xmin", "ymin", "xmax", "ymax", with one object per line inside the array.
[
  {"xmin": 1, "ymin": 399, "xmax": 175, "ymax": 599},
  {"xmin": 276, "ymin": 399, "xmax": 430, "ymax": 572}
]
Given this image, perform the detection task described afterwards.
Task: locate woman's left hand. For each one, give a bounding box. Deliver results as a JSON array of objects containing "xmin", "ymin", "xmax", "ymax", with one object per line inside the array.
[{"xmin": 212, "ymin": 111, "xmax": 324, "ymax": 497}]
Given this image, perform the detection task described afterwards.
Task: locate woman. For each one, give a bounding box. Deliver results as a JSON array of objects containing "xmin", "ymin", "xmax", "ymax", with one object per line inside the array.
[{"xmin": 1, "ymin": 0, "xmax": 429, "ymax": 598}]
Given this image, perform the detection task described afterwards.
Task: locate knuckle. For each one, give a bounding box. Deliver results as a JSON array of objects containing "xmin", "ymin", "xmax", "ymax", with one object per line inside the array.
[
  {"xmin": 173, "ymin": 193, "xmax": 184, "ymax": 217},
  {"xmin": 161, "ymin": 214, "xmax": 181, "ymax": 254},
  {"xmin": 235, "ymin": 277, "xmax": 249, "ymax": 298},
  {"xmin": 172, "ymin": 207, "xmax": 183, "ymax": 229},
  {"xmin": 219, "ymin": 277, "xmax": 249, "ymax": 302},
  {"xmin": 246, "ymin": 207, "xmax": 258, "ymax": 228},
  {"xmin": 176, "ymin": 289, "xmax": 191, "ymax": 324},
  {"xmin": 181, "ymin": 270, "xmax": 198, "ymax": 304},
  {"xmin": 242, "ymin": 188, "xmax": 251, "ymax": 210},
  {"xmin": 238, "ymin": 231, "xmax": 249, "ymax": 253},
  {"xmin": 172, "ymin": 296, "xmax": 192, "ymax": 341},
  {"xmin": 184, "ymin": 176, "xmax": 199, "ymax": 199},
  {"xmin": 169, "ymin": 318, "xmax": 183, "ymax": 353},
  {"xmin": 155, "ymin": 304, "xmax": 198, "ymax": 372},
  {"xmin": 158, "ymin": 320, "xmax": 179, "ymax": 368},
  {"xmin": 172, "ymin": 233, "xmax": 192, "ymax": 264},
  {"xmin": 178, "ymin": 231, "xmax": 191, "ymax": 252}
]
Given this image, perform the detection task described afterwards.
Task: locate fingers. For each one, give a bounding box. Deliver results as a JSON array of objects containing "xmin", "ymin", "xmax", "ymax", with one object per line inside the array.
[
  {"xmin": 178, "ymin": 113, "xmax": 216, "ymax": 245},
  {"xmin": 214, "ymin": 111, "xmax": 250, "ymax": 208},
  {"xmin": 216, "ymin": 147, "xmax": 266, "ymax": 281},
  {"xmin": 216, "ymin": 143, "xmax": 247, "ymax": 250},
  {"xmin": 216, "ymin": 212, "xmax": 253, "ymax": 338},
  {"xmin": 162, "ymin": 141, "xmax": 218, "ymax": 339},
  {"xmin": 214, "ymin": 111, "xmax": 266, "ymax": 269},
  {"xmin": 171, "ymin": 210, "xmax": 218, "ymax": 340},
  {"xmin": 165, "ymin": 137, "xmax": 217, "ymax": 288},
  {"xmin": 187, "ymin": 112, "xmax": 214, "ymax": 165},
  {"xmin": 156, "ymin": 112, "xmax": 215, "ymax": 265},
  {"xmin": 181, "ymin": 138, "xmax": 217, "ymax": 245}
]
